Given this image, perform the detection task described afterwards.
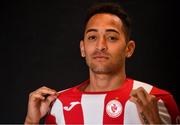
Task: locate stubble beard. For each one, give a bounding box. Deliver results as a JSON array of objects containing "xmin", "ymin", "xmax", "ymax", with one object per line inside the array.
[
  {"xmin": 86, "ymin": 57, "xmax": 124, "ymax": 75},
  {"xmin": 90, "ymin": 63, "xmax": 112, "ymax": 74}
]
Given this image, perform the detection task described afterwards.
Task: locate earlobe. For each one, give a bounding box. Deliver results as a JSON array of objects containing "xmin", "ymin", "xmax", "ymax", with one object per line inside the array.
[
  {"xmin": 80, "ymin": 40, "xmax": 86, "ymax": 57},
  {"xmin": 82, "ymin": 52, "xmax": 85, "ymax": 57},
  {"xmin": 126, "ymin": 40, "xmax": 135, "ymax": 58}
]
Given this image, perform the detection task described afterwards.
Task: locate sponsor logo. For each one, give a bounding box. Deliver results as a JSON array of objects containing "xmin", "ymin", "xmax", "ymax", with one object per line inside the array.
[
  {"xmin": 106, "ymin": 100, "xmax": 122, "ymax": 118},
  {"xmin": 64, "ymin": 101, "xmax": 80, "ymax": 111}
]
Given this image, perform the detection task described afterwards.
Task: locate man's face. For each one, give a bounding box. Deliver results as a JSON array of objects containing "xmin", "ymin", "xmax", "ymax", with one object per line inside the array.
[{"xmin": 80, "ymin": 13, "xmax": 135, "ymax": 74}]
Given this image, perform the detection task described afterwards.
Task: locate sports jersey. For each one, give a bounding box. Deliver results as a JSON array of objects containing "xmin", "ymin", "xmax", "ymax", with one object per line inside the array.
[{"xmin": 45, "ymin": 78, "xmax": 180, "ymax": 124}]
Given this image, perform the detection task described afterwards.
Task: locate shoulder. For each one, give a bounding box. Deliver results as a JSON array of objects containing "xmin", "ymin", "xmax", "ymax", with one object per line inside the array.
[
  {"xmin": 57, "ymin": 87, "xmax": 74, "ymax": 96},
  {"xmin": 56, "ymin": 80, "xmax": 89, "ymax": 98},
  {"xmin": 132, "ymin": 79, "xmax": 170, "ymax": 96},
  {"xmin": 49, "ymin": 82, "xmax": 83, "ymax": 112},
  {"xmin": 56, "ymin": 85, "xmax": 79, "ymax": 98},
  {"xmin": 132, "ymin": 79, "xmax": 179, "ymax": 123}
]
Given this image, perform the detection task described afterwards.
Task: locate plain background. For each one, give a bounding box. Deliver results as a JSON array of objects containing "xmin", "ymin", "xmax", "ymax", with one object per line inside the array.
[{"xmin": 1, "ymin": 0, "xmax": 179, "ymax": 123}]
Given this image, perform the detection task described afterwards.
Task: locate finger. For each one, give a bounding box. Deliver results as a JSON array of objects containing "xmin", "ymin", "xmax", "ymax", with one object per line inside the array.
[
  {"xmin": 130, "ymin": 89, "xmax": 140, "ymax": 104},
  {"xmin": 136, "ymin": 90, "xmax": 147, "ymax": 105},
  {"xmin": 133, "ymin": 87, "xmax": 149, "ymax": 106},
  {"xmin": 29, "ymin": 86, "xmax": 57, "ymax": 101},
  {"xmin": 37, "ymin": 86, "xmax": 57, "ymax": 93},
  {"xmin": 129, "ymin": 96, "xmax": 143, "ymax": 110},
  {"xmin": 129, "ymin": 96, "xmax": 139, "ymax": 104},
  {"xmin": 45, "ymin": 95, "xmax": 58, "ymax": 106},
  {"xmin": 30, "ymin": 93, "xmax": 45, "ymax": 101},
  {"xmin": 151, "ymin": 95, "xmax": 157, "ymax": 102},
  {"xmin": 148, "ymin": 95, "xmax": 158, "ymax": 106},
  {"xmin": 130, "ymin": 88, "xmax": 148, "ymax": 111},
  {"xmin": 35, "ymin": 86, "xmax": 57, "ymax": 96},
  {"xmin": 130, "ymin": 89, "xmax": 138, "ymax": 97}
]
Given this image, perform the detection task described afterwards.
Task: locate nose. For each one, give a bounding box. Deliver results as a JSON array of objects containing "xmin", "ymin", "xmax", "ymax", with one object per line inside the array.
[{"xmin": 96, "ymin": 37, "xmax": 107, "ymax": 51}]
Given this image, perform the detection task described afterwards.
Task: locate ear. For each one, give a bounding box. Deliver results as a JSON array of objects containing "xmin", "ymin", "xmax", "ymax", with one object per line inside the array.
[
  {"xmin": 125, "ymin": 40, "xmax": 135, "ymax": 58},
  {"xmin": 80, "ymin": 40, "xmax": 86, "ymax": 57}
]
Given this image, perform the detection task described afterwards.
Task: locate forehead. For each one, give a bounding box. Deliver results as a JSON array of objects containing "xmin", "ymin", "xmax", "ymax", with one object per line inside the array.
[{"xmin": 85, "ymin": 13, "xmax": 123, "ymax": 32}]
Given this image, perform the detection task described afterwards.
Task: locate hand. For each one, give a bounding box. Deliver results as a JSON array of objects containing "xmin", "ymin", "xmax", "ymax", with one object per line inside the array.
[
  {"xmin": 130, "ymin": 87, "xmax": 162, "ymax": 124},
  {"xmin": 24, "ymin": 86, "xmax": 58, "ymax": 124}
]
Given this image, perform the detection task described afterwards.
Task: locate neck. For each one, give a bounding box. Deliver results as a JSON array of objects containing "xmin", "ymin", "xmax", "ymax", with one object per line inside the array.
[{"xmin": 84, "ymin": 69, "xmax": 126, "ymax": 92}]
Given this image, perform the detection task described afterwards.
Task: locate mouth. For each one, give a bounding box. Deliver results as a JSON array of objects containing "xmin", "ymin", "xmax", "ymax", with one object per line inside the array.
[{"xmin": 92, "ymin": 55, "xmax": 109, "ymax": 60}]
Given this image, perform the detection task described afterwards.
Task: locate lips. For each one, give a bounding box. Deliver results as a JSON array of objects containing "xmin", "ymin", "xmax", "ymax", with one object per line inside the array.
[
  {"xmin": 93, "ymin": 55, "xmax": 109, "ymax": 59},
  {"xmin": 91, "ymin": 51, "xmax": 110, "ymax": 60}
]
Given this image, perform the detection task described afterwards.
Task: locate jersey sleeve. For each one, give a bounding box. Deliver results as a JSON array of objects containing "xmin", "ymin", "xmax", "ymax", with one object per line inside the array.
[
  {"xmin": 159, "ymin": 94, "xmax": 180, "ymax": 124},
  {"xmin": 150, "ymin": 86, "xmax": 180, "ymax": 124}
]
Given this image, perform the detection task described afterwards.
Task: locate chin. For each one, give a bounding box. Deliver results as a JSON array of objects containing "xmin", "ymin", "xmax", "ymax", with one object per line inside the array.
[
  {"xmin": 87, "ymin": 61, "xmax": 117, "ymax": 73},
  {"xmin": 90, "ymin": 65, "xmax": 113, "ymax": 74}
]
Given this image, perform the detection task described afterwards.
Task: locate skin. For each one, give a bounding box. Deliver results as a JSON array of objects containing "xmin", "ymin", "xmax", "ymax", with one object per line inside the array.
[
  {"xmin": 80, "ymin": 13, "xmax": 135, "ymax": 92},
  {"xmin": 25, "ymin": 13, "xmax": 162, "ymax": 124},
  {"xmin": 25, "ymin": 86, "xmax": 58, "ymax": 124},
  {"xmin": 130, "ymin": 87, "xmax": 162, "ymax": 124}
]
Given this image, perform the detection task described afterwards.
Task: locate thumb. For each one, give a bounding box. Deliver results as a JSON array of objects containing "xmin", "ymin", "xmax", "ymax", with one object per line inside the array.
[{"xmin": 45, "ymin": 94, "xmax": 58, "ymax": 106}]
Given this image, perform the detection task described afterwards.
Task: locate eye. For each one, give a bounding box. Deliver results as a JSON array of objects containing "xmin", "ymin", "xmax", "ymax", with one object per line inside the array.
[
  {"xmin": 107, "ymin": 36, "xmax": 118, "ymax": 42},
  {"xmin": 87, "ymin": 35, "xmax": 97, "ymax": 41}
]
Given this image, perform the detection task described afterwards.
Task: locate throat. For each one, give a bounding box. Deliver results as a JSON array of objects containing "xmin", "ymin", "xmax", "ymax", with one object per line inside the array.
[{"xmin": 84, "ymin": 73, "xmax": 126, "ymax": 92}]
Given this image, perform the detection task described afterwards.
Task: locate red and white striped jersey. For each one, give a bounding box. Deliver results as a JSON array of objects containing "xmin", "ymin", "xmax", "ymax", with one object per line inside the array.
[{"xmin": 45, "ymin": 78, "xmax": 180, "ymax": 124}]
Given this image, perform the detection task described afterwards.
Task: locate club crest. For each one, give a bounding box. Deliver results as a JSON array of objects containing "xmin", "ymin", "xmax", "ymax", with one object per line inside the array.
[{"xmin": 106, "ymin": 100, "xmax": 122, "ymax": 118}]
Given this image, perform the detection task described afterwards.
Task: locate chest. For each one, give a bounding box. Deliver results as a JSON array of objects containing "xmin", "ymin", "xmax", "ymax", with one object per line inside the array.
[{"xmin": 57, "ymin": 93, "xmax": 140, "ymax": 124}]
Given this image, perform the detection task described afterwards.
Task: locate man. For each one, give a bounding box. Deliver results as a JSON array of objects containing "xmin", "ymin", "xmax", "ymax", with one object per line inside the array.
[{"xmin": 25, "ymin": 3, "xmax": 179, "ymax": 124}]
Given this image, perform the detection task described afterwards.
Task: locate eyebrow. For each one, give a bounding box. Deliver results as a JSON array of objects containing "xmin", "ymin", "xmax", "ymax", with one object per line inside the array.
[
  {"xmin": 85, "ymin": 29, "xmax": 97, "ymax": 34},
  {"xmin": 106, "ymin": 29, "xmax": 120, "ymax": 34},
  {"xmin": 85, "ymin": 28, "xmax": 120, "ymax": 35}
]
